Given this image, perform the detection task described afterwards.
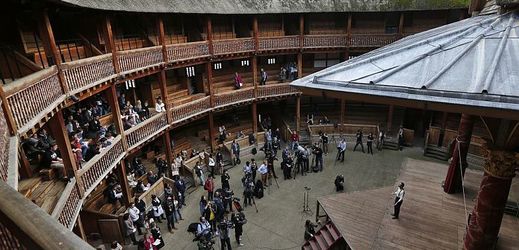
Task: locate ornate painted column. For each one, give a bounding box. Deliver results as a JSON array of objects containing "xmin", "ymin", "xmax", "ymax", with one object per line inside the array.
[
  {"xmin": 444, "ymin": 114, "xmax": 475, "ymax": 194},
  {"xmin": 464, "ymin": 147, "xmax": 518, "ymax": 249}
]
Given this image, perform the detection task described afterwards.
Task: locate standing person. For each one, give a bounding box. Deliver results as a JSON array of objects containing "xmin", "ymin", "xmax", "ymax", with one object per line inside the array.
[
  {"xmin": 123, "ymin": 213, "xmax": 138, "ymax": 245},
  {"xmin": 291, "ymin": 131, "xmax": 299, "ymax": 150},
  {"xmin": 398, "ymin": 126, "xmax": 405, "ymax": 151},
  {"xmin": 221, "ymin": 170, "xmax": 231, "ymax": 190},
  {"xmin": 243, "ymin": 176, "xmax": 254, "ymax": 207},
  {"xmin": 151, "ymin": 195, "xmax": 165, "ymax": 223},
  {"xmin": 353, "ymin": 130, "xmax": 365, "ymax": 153},
  {"xmin": 155, "ymin": 98, "xmax": 166, "ymax": 113},
  {"xmin": 231, "ymin": 210, "xmax": 247, "ymax": 246},
  {"xmin": 279, "ymin": 67, "xmax": 287, "ymax": 83},
  {"xmin": 143, "ymin": 232, "xmax": 157, "ymax": 250},
  {"xmin": 204, "ymin": 175, "xmax": 215, "ymax": 200},
  {"xmin": 219, "ymin": 218, "xmax": 233, "ymax": 250},
  {"xmin": 282, "ymin": 157, "xmax": 293, "ymax": 180},
  {"xmin": 392, "ymin": 182, "xmax": 405, "ymax": 219},
  {"xmin": 260, "ymin": 68, "xmax": 268, "ymax": 85},
  {"xmin": 266, "ymin": 153, "xmax": 278, "ymax": 179},
  {"xmin": 313, "ymin": 143, "xmax": 324, "ymax": 172},
  {"xmin": 231, "ymin": 140, "xmax": 241, "ymax": 166},
  {"xmin": 163, "ymin": 196, "xmax": 177, "ymax": 232},
  {"xmin": 367, "ymin": 133, "xmax": 374, "ymax": 155},
  {"xmin": 321, "ymin": 133, "xmax": 329, "ymax": 154},
  {"xmin": 216, "ymin": 149, "xmax": 224, "ymax": 175},
  {"xmin": 258, "ymin": 160, "xmax": 268, "ymax": 187},
  {"xmin": 150, "ymin": 222, "xmax": 165, "ymax": 249},
  {"xmin": 194, "ymin": 162, "xmax": 205, "ymax": 186},
  {"xmin": 336, "ymin": 139, "xmax": 347, "ymax": 162},
  {"xmin": 172, "ymin": 195, "xmax": 184, "ymax": 222},
  {"xmin": 234, "ymin": 72, "xmax": 243, "ymax": 89},
  {"xmin": 335, "ymin": 175, "xmax": 345, "ymax": 192},
  {"xmin": 304, "ymin": 220, "xmax": 316, "ymax": 241},
  {"xmin": 222, "ymin": 188, "xmax": 234, "ymax": 213},
  {"xmin": 128, "ymin": 202, "xmax": 143, "ymax": 235},
  {"xmin": 243, "ymin": 161, "xmax": 252, "ymax": 177},
  {"xmin": 175, "ymin": 177, "xmax": 187, "ymax": 206},
  {"xmin": 208, "ymin": 154, "xmax": 216, "ymax": 177},
  {"xmin": 199, "ymin": 196, "xmax": 208, "ymax": 216},
  {"xmin": 250, "ymin": 159, "xmax": 258, "ymax": 182},
  {"xmin": 377, "ymin": 130, "xmax": 385, "ymax": 151}
]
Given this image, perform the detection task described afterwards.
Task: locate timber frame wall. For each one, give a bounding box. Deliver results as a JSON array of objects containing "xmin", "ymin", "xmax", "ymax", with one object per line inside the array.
[{"xmin": 0, "ymin": 8, "xmax": 467, "ymax": 248}]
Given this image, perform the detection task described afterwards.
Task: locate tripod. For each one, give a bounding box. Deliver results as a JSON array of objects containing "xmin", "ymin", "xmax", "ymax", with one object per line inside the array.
[{"xmin": 302, "ymin": 187, "xmax": 313, "ymax": 216}]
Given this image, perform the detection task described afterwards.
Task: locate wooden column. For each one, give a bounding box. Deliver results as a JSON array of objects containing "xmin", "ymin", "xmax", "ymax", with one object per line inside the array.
[
  {"xmin": 157, "ymin": 15, "xmax": 168, "ymax": 62},
  {"xmin": 297, "ymin": 53, "xmax": 303, "ymax": 79},
  {"xmin": 252, "ymin": 56, "xmax": 258, "ymax": 97},
  {"xmin": 47, "ymin": 111, "xmax": 84, "ymax": 196},
  {"xmin": 399, "ymin": 13, "xmax": 405, "ymax": 36},
  {"xmin": 299, "ymin": 14, "xmax": 304, "ymax": 48},
  {"xmin": 0, "ymin": 87, "xmax": 17, "ymax": 135},
  {"xmin": 101, "ymin": 16, "xmax": 120, "ymax": 73},
  {"xmin": 464, "ymin": 147, "xmax": 517, "ymax": 249},
  {"xmin": 208, "ymin": 112, "xmax": 215, "ymax": 150},
  {"xmin": 438, "ymin": 112, "xmax": 448, "ymax": 146},
  {"xmin": 339, "ymin": 99, "xmax": 346, "ymax": 134},
  {"xmin": 343, "ymin": 49, "xmax": 349, "ymax": 61},
  {"xmin": 163, "ymin": 131, "xmax": 173, "ymax": 170},
  {"xmin": 347, "ymin": 14, "xmax": 352, "ymax": 46},
  {"xmin": 158, "ymin": 70, "xmax": 171, "ymax": 123},
  {"xmin": 106, "ymin": 85, "xmax": 127, "ymax": 149},
  {"xmin": 253, "ymin": 16, "xmax": 259, "ymax": 52},
  {"xmin": 443, "ymin": 114, "xmax": 475, "ymax": 194},
  {"xmin": 116, "ymin": 161, "xmax": 131, "ymax": 205},
  {"xmin": 252, "ymin": 102, "xmax": 258, "ymax": 136},
  {"xmin": 206, "ymin": 17, "xmax": 214, "ymax": 55},
  {"xmin": 75, "ymin": 215, "xmax": 87, "ymax": 241},
  {"xmin": 387, "ymin": 105, "xmax": 394, "ymax": 132},
  {"xmin": 206, "ymin": 62, "xmax": 214, "ymax": 107},
  {"xmin": 296, "ymin": 96, "xmax": 301, "ymax": 133}
]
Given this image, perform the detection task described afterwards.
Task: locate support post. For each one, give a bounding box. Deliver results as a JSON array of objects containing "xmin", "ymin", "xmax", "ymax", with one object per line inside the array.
[
  {"xmin": 208, "ymin": 112, "xmax": 215, "ymax": 151},
  {"xmin": 101, "ymin": 16, "xmax": 120, "ymax": 73},
  {"xmin": 464, "ymin": 147, "xmax": 517, "ymax": 249},
  {"xmin": 47, "ymin": 111, "xmax": 84, "ymax": 196},
  {"xmin": 106, "ymin": 85, "xmax": 128, "ymax": 150},
  {"xmin": 252, "ymin": 102, "xmax": 258, "ymax": 136},
  {"xmin": 387, "ymin": 105, "xmax": 394, "ymax": 132},
  {"xmin": 296, "ymin": 96, "xmax": 301, "ymax": 133},
  {"xmin": 253, "ymin": 16, "xmax": 259, "ymax": 52},
  {"xmin": 116, "ymin": 161, "xmax": 131, "ymax": 206},
  {"xmin": 158, "ymin": 70, "xmax": 171, "ymax": 123},
  {"xmin": 252, "ymin": 56, "xmax": 258, "ymax": 97},
  {"xmin": 76, "ymin": 215, "xmax": 87, "ymax": 241},
  {"xmin": 439, "ymin": 112, "xmax": 448, "ymax": 146},
  {"xmin": 163, "ymin": 132, "xmax": 173, "ymax": 174},
  {"xmin": 297, "ymin": 53, "xmax": 303, "ymax": 79},
  {"xmin": 207, "ymin": 17, "xmax": 214, "ymax": 55},
  {"xmin": 347, "ymin": 14, "xmax": 352, "ymax": 45},
  {"xmin": 399, "ymin": 13, "xmax": 405, "ymax": 36},
  {"xmin": 206, "ymin": 62, "xmax": 214, "ymax": 107},
  {"xmin": 0, "ymin": 87, "xmax": 17, "ymax": 135},
  {"xmin": 157, "ymin": 15, "xmax": 168, "ymax": 62},
  {"xmin": 443, "ymin": 114, "xmax": 475, "ymax": 194},
  {"xmin": 340, "ymin": 99, "xmax": 346, "ymax": 133}
]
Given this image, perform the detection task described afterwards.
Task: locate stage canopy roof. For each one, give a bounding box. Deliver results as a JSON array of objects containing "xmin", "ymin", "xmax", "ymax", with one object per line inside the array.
[{"xmin": 291, "ymin": 10, "xmax": 519, "ymax": 112}]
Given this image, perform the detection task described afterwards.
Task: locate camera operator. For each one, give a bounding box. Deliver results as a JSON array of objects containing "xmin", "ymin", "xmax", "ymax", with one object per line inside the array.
[
  {"xmin": 295, "ymin": 144, "xmax": 307, "ymax": 176},
  {"xmin": 231, "ymin": 209, "xmax": 247, "ymax": 246},
  {"xmin": 218, "ymin": 218, "xmax": 233, "ymax": 249},
  {"xmin": 222, "ymin": 188, "xmax": 234, "ymax": 213},
  {"xmin": 196, "ymin": 216, "xmax": 212, "ymax": 241},
  {"xmin": 266, "ymin": 152, "xmax": 278, "ymax": 179}
]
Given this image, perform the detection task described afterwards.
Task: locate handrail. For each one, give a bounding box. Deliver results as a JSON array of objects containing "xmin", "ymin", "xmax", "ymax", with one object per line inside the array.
[
  {"xmin": 2, "ymin": 66, "xmax": 58, "ymax": 96},
  {"xmin": 213, "ymin": 87, "xmax": 254, "ymax": 108},
  {"xmin": 125, "ymin": 112, "xmax": 169, "ymax": 151},
  {"xmin": 303, "ymin": 34, "xmax": 348, "ymax": 48},
  {"xmin": 257, "ymin": 83, "xmax": 301, "ymax": 98},
  {"xmin": 61, "ymin": 53, "xmax": 115, "ymax": 95},
  {"xmin": 171, "ymin": 95, "xmax": 211, "ymax": 124},
  {"xmin": 213, "ymin": 37, "xmax": 255, "ymax": 55},
  {"xmin": 51, "ymin": 178, "xmax": 82, "ymax": 229},
  {"xmin": 117, "ymin": 45, "xmax": 163, "ymax": 73},
  {"xmin": 166, "ymin": 41, "xmax": 210, "ymax": 62},
  {"xmin": 0, "ymin": 181, "xmax": 94, "ymax": 249},
  {"xmin": 258, "ymin": 35, "xmax": 300, "ymax": 51}
]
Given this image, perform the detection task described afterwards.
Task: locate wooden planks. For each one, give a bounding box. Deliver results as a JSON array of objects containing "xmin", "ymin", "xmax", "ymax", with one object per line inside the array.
[{"xmin": 318, "ymin": 158, "xmax": 519, "ymax": 250}]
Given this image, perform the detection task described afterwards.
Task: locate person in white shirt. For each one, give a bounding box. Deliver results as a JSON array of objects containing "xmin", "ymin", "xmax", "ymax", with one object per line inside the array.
[
  {"xmin": 197, "ymin": 217, "xmax": 212, "ymax": 240},
  {"xmin": 208, "ymin": 154, "xmax": 216, "ymax": 177},
  {"xmin": 258, "ymin": 161, "xmax": 269, "ymax": 186},
  {"xmin": 392, "ymin": 182, "xmax": 405, "ymax": 219},
  {"xmin": 243, "ymin": 161, "xmax": 252, "ymax": 176},
  {"xmin": 128, "ymin": 202, "xmax": 143, "ymax": 234},
  {"xmin": 155, "ymin": 98, "xmax": 166, "ymax": 113},
  {"xmin": 336, "ymin": 139, "xmax": 347, "ymax": 162}
]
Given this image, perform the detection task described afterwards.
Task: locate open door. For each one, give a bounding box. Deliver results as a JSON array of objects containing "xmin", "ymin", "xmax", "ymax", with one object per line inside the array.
[{"xmin": 98, "ymin": 218, "xmax": 125, "ymax": 244}]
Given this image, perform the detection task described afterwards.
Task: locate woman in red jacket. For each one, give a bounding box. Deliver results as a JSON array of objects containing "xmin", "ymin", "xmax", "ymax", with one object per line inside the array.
[{"xmin": 143, "ymin": 232, "xmax": 157, "ymax": 250}]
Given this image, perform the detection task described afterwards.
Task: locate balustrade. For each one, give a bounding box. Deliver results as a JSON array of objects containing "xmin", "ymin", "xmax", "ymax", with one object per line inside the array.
[
  {"xmin": 257, "ymin": 83, "xmax": 300, "ymax": 98},
  {"xmin": 78, "ymin": 136, "xmax": 125, "ymax": 196},
  {"xmin": 62, "ymin": 54, "xmax": 115, "ymax": 94},
  {"xmin": 213, "ymin": 38, "xmax": 254, "ymax": 55},
  {"xmin": 4, "ymin": 66, "xmax": 64, "ymax": 132},
  {"xmin": 258, "ymin": 36, "xmax": 299, "ymax": 51},
  {"xmin": 0, "ymin": 101, "xmax": 8, "ymax": 182},
  {"xmin": 118, "ymin": 46, "xmax": 163, "ymax": 73},
  {"xmin": 214, "ymin": 88, "xmax": 254, "ymax": 108},
  {"xmin": 166, "ymin": 41, "xmax": 210, "ymax": 62},
  {"xmin": 303, "ymin": 34, "xmax": 348, "ymax": 48},
  {"xmin": 349, "ymin": 34, "xmax": 399, "ymax": 47},
  {"xmin": 51, "ymin": 178, "xmax": 81, "ymax": 229},
  {"xmin": 125, "ymin": 113, "xmax": 169, "ymax": 150},
  {"xmin": 171, "ymin": 96, "xmax": 211, "ymax": 123}
]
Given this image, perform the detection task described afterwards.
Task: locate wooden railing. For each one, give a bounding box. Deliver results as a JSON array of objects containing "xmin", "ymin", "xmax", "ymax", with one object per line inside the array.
[
  {"xmin": 258, "ymin": 35, "xmax": 299, "ymax": 51},
  {"xmin": 0, "ymin": 101, "xmax": 9, "ymax": 182},
  {"xmin": 51, "ymin": 178, "xmax": 82, "ymax": 229},
  {"xmin": 171, "ymin": 96, "xmax": 211, "ymax": 124},
  {"xmin": 78, "ymin": 136, "xmax": 125, "ymax": 196},
  {"xmin": 3, "ymin": 66, "xmax": 64, "ymax": 132},
  {"xmin": 303, "ymin": 34, "xmax": 348, "ymax": 48},
  {"xmin": 125, "ymin": 112, "xmax": 169, "ymax": 150},
  {"xmin": 257, "ymin": 83, "xmax": 301, "ymax": 99},
  {"xmin": 426, "ymin": 126, "xmax": 485, "ymax": 157},
  {"xmin": 349, "ymin": 34, "xmax": 399, "ymax": 47},
  {"xmin": 213, "ymin": 38, "xmax": 255, "ymax": 55},
  {"xmin": 214, "ymin": 87, "xmax": 254, "ymax": 108},
  {"xmin": 62, "ymin": 53, "xmax": 115, "ymax": 94},
  {"xmin": 118, "ymin": 46, "xmax": 163, "ymax": 73},
  {"xmin": 166, "ymin": 41, "xmax": 210, "ymax": 62}
]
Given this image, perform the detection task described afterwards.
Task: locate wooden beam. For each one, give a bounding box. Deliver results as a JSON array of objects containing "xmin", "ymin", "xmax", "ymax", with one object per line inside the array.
[
  {"xmin": 105, "ymin": 85, "xmax": 128, "ymax": 149},
  {"xmin": 163, "ymin": 131, "xmax": 173, "ymax": 173},
  {"xmin": 296, "ymin": 96, "xmax": 301, "ymax": 133},
  {"xmin": 440, "ymin": 112, "xmax": 448, "ymax": 130},
  {"xmin": 399, "ymin": 13, "xmax": 405, "ymax": 36},
  {"xmin": 0, "ymin": 87, "xmax": 17, "ymax": 135},
  {"xmin": 76, "ymin": 215, "xmax": 87, "ymax": 241},
  {"xmin": 299, "ymin": 14, "xmax": 304, "ymax": 48},
  {"xmin": 47, "ymin": 111, "xmax": 84, "ymax": 196},
  {"xmin": 116, "ymin": 161, "xmax": 131, "ymax": 205},
  {"xmin": 252, "ymin": 102, "xmax": 258, "ymax": 136},
  {"xmin": 253, "ymin": 16, "xmax": 259, "ymax": 52},
  {"xmin": 101, "ymin": 16, "xmax": 120, "ymax": 73},
  {"xmin": 252, "ymin": 56, "xmax": 258, "ymax": 97},
  {"xmin": 297, "ymin": 53, "xmax": 303, "ymax": 79},
  {"xmin": 157, "ymin": 15, "xmax": 168, "ymax": 62},
  {"xmin": 76, "ymin": 34, "xmax": 103, "ymax": 56},
  {"xmin": 347, "ymin": 14, "xmax": 352, "ymax": 36},
  {"xmin": 206, "ymin": 62, "xmax": 214, "ymax": 107},
  {"xmin": 13, "ymin": 50, "xmax": 42, "ymax": 72},
  {"xmin": 208, "ymin": 112, "xmax": 215, "ymax": 150},
  {"xmin": 158, "ymin": 70, "xmax": 171, "ymax": 123},
  {"xmin": 206, "ymin": 16, "xmax": 214, "ymax": 55}
]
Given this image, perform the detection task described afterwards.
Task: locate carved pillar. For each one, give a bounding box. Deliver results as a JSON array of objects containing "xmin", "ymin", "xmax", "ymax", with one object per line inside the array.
[
  {"xmin": 443, "ymin": 114, "xmax": 475, "ymax": 194},
  {"xmin": 464, "ymin": 147, "xmax": 518, "ymax": 250},
  {"xmin": 206, "ymin": 62, "xmax": 214, "ymax": 107},
  {"xmin": 297, "ymin": 53, "xmax": 303, "ymax": 79},
  {"xmin": 37, "ymin": 10, "xmax": 60, "ymax": 67},
  {"xmin": 252, "ymin": 56, "xmax": 258, "ymax": 97},
  {"xmin": 299, "ymin": 14, "xmax": 304, "ymax": 48},
  {"xmin": 163, "ymin": 132, "xmax": 173, "ymax": 173},
  {"xmin": 296, "ymin": 96, "xmax": 301, "ymax": 133}
]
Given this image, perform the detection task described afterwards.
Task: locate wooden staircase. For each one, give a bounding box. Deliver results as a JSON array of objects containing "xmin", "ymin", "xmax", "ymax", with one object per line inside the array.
[
  {"xmin": 424, "ymin": 145, "xmax": 449, "ymax": 161},
  {"xmin": 302, "ymin": 222, "xmax": 346, "ymax": 250}
]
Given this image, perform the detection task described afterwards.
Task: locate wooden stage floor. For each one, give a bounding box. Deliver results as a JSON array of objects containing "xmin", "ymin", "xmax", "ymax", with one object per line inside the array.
[{"xmin": 318, "ymin": 158, "xmax": 519, "ymax": 250}]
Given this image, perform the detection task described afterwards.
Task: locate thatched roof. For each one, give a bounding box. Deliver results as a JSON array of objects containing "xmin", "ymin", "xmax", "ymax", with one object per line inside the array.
[{"xmin": 55, "ymin": 0, "xmax": 469, "ymax": 14}]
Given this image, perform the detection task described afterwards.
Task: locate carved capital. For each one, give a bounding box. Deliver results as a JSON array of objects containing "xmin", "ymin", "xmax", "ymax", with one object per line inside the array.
[{"xmin": 483, "ymin": 146, "xmax": 519, "ymax": 178}]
